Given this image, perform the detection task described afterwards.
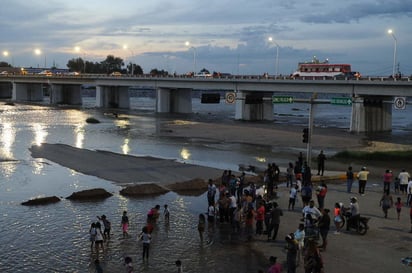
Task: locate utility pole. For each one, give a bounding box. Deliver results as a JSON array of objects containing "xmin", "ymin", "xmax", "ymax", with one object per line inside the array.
[{"xmin": 306, "ymin": 93, "xmax": 317, "ymax": 167}]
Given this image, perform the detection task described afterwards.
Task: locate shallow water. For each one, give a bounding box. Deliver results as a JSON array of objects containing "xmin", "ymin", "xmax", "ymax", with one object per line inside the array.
[{"xmin": 0, "ymin": 96, "xmax": 411, "ymax": 272}]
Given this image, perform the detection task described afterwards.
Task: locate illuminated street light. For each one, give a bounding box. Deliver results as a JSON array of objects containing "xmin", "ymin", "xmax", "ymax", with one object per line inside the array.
[
  {"xmin": 268, "ymin": 37, "xmax": 279, "ymax": 77},
  {"xmin": 3, "ymin": 50, "xmax": 14, "ymax": 67},
  {"xmin": 123, "ymin": 44, "xmax": 135, "ymax": 75},
  {"xmin": 34, "ymin": 48, "xmax": 45, "ymax": 68},
  {"xmin": 387, "ymin": 29, "xmax": 397, "ymax": 78},
  {"xmin": 185, "ymin": 41, "xmax": 197, "ymax": 74}
]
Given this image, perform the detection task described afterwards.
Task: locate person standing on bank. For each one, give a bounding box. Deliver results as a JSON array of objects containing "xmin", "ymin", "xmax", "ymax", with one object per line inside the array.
[
  {"xmin": 383, "ymin": 169, "xmax": 393, "ymax": 195},
  {"xmin": 357, "ymin": 167, "xmax": 369, "ymax": 196},
  {"xmin": 317, "ymin": 150, "xmax": 326, "ymax": 176},
  {"xmin": 346, "ymin": 166, "xmax": 354, "ymax": 193},
  {"xmin": 398, "ymin": 169, "xmax": 411, "ymax": 195}
]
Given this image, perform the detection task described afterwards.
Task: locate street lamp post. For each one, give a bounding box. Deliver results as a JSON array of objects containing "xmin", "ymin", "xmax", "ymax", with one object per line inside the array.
[
  {"xmin": 387, "ymin": 29, "xmax": 397, "ymax": 78},
  {"xmin": 185, "ymin": 41, "xmax": 197, "ymax": 75},
  {"xmin": 268, "ymin": 37, "xmax": 279, "ymax": 78}
]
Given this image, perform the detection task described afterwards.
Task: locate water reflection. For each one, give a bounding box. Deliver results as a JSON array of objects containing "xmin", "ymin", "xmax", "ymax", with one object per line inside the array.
[
  {"xmin": 1, "ymin": 122, "xmax": 15, "ymax": 160},
  {"xmin": 75, "ymin": 124, "xmax": 85, "ymax": 148},
  {"xmin": 180, "ymin": 148, "xmax": 191, "ymax": 160},
  {"xmin": 122, "ymin": 138, "xmax": 130, "ymax": 154},
  {"xmin": 32, "ymin": 123, "xmax": 48, "ymax": 146}
]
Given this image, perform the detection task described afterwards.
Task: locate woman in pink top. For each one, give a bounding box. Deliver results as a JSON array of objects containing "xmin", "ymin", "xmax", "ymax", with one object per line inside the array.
[{"xmin": 383, "ymin": 169, "xmax": 393, "ymax": 195}]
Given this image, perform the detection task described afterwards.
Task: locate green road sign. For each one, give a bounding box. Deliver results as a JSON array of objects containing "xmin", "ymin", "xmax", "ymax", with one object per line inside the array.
[
  {"xmin": 331, "ymin": 97, "xmax": 352, "ymax": 105},
  {"xmin": 272, "ymin": 96, "xmax": 294, "ymax": 103}
]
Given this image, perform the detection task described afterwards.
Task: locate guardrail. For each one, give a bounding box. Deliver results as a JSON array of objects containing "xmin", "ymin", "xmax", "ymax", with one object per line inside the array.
[{"xmin": 0, "ymin": 73, "xmax": 411, "ymax": 82}]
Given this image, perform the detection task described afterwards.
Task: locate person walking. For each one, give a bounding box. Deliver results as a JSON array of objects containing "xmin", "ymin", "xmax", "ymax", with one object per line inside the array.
[
  {"xmin": 383, "ymin": 169, "xmax": 393, "ymax": 195},
  {"xmin": 380, "ymin": 192, "xmax": 394, "ymax": 218},
  {"xmin": 302, "ymin": 162, "xmax": 312, "ymax": 186},
  {"xmin": 89, "ymin": 222, "xmax": 97, "ymax": 251},
  {"xmin": 268, "ymin": 256, "xmax": 282, "ymax": 273},
  {"xmin": 398, "ymin": 169, "xmax": 410, "ymax": 195},
  {"xmin": 395, "ymin": 197, "xmax": 403, "ymax": 221},
  {"xmin": 288, "ymin": 185, "xmax": 298, "ymax": 211},
  {"xmin": 207, "ymin": 179, "xmax": 217, "ymax": 207},
  {"xmin": 294, "ymin": 223, "xmax": 305, "ymax": 266},
  {"xmin": 317, "ymin": 150, "xmax": 326, "ymax": 176},
  {"xmin": 357, "ymin": 167, "xmax": 369, "ymax": 196},
  {"xmin": 333, "ymin": 202, "xmax": 343, "ymax": 234},
  {"xmin": 316, "ymin": 183, "xmax": 327, "ymax": 209},
  {"xmin": 175, "ymin": 260, "xmax": 183, "ymax": 273},
  {"xmin": 267, "ymin": 202, "xmax": 283, "ymax": 241},
  {"xmin": 286, "ymin": 162, "xmax": 294, "ymax": 188},
  {"xmin": 94, "ymin": 222, "xmax": 104, "ymax": 253},
  {"xmin": 97, "ymin": 215, "xmax": 111, "ymax": 240},
  {"xmin": 285, "ymin": 233, "xmax": 298, "ymax": 273},
  {"xmin": 139, "ymin": 226, "xmax": 152, "ymax": 261},
  {"xmin": 318, "ymin": 208, "xmax": 331, "ymax": 251},
  {"xmin": 346, "ymin": 166, "xmax": 354, "ymax": 193},
  {"xmin": 121, "ymin": 211, "xmax": 129, "ymax": 238},
  {"xmin": 407, "ymin": 178, "xmax": 412, "ymax": 206},
  {"xmin": 197, "ymin": 213, "xmax": 206, "ymax": 241}
]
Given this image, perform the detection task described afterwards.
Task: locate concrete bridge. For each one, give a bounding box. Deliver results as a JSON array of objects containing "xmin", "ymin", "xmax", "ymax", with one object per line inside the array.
[{"xmin": 0, "ymin": 74, "xmax": 411, "ymax": 133}]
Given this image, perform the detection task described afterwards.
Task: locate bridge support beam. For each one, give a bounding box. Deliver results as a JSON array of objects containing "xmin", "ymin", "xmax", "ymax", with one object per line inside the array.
[
  {"xmin": 12, "ymin": 83, "xmax": 43, "ymax": 102},
  {"xmin": 96, "ymin": 86, "xmax": 130, "ymax": 108},
  {"xmin": 156, "ymin": 88, "xmax": 192, "ymax": 113},
  {"xmin": 0, "ymin": 82, "xmax": 12, "ymax": 98},
  {"xmin": 50, "ymin": 84, "xmax": 82, "ymax": 105},
  {"xmin": 350, "ymin": 96, "xmax": 392, "ymax": 133},
  {"xmin": 235, "ymin": 91, "xmax": 274, "ymax": 121}
]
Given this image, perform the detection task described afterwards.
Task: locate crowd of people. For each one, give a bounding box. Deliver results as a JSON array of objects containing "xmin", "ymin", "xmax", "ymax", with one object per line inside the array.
[{"xmin": 86, "ymin": 150, "xmax": 412, "ymax": 273}]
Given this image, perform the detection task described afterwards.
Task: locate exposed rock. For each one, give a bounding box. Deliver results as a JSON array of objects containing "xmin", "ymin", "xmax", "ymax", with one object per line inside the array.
[
  {"xmin": 120, "ymin": 183, "xmax": 170, "ymax": 196},
  {"xmin": 21, "ymin": 196, "xmax": 60, "ymax": 206},
  {"xmin": 85, "ymin": 117, "xmax": 100, "ymax": 124},
  {"xmin": 66, "ymin": 188, "xmax": 113, "ymax": 200},
  {"xmin": 167, "ymin": 178, "xmax": 208, "ymax": 196}
]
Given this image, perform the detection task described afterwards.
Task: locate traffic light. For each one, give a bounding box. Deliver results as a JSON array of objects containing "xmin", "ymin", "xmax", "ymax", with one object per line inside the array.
[{"xmin": 302, "ymin": 128, "xmax": 309, "ymax": 143}]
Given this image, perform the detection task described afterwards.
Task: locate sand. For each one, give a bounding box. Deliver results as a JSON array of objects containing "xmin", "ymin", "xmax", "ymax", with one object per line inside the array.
[{"xmin": 29, "ymin": 119, "xmax": 412, "ymax": 273}]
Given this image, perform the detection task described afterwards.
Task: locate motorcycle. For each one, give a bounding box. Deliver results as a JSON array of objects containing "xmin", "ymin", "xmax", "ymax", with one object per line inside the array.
[{"xmin": 336, "ymin": 204, "xmax": 370, "ymax": 235}]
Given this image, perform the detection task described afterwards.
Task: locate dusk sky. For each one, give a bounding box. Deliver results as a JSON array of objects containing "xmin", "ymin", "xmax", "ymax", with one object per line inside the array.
[{"xmin": 1, "ymin": 0, "xmax": 411, "ymax": 76}]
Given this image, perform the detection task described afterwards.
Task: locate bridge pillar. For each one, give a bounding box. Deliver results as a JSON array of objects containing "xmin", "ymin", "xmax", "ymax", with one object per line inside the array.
[
  {"xmin": 350, "ymin": 96, "xmax": 392, "ymax": 133},
  {"xmin": 0, "ymin": 82, "xmax": 12, "ymax": 98},
  {"xmin": 156, "ymin": 88, "xmax": 192, "ymax": 113},
  {"xmin": 235, "ymin": 91, "xmax": 274, "ymax": 121},
  {"xmin": 50, "ymin": 84, "xmax": 82, "ymax": 105},
  {"xmin": 96, "ymin": 86, "xmax": 130, "ymax": 108},
  {"xmin": 12, "ymin": 83, "xmax": 43, "ymax": 102}
]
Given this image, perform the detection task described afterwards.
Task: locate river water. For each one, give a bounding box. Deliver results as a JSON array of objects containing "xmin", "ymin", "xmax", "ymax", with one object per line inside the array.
[{"xmin": 0, "ymin": 94, "xmax": 411, "ymax": 272}]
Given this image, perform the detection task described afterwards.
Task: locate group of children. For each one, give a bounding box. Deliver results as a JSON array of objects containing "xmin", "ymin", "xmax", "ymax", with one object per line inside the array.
[{"xmin": 89, "ymin": 203, "xmax": 174, "ymax": 272}]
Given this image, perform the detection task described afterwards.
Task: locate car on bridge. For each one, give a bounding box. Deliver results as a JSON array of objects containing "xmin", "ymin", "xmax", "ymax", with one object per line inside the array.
[
  {"xmin": 194, "ymin": 72, "xmax": 212, "ymax": 78},
  {"xmin": 38, "ymin": 70, "xmax": 53, "ymax": 76}
]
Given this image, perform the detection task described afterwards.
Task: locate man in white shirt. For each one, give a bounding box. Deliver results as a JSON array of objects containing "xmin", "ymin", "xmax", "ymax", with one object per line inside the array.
[
  {"xmin": 407, "ymin": 179, "xmax": 412, "ymax": 206},
  {"xmin": 398, "ymin": 169, "xmax": 411, "ymax": 194}
]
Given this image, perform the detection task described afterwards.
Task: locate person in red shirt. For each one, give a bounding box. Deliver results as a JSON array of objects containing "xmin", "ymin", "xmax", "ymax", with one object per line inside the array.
[
  {"xmin": 268, "ymin": 256, "xmax": 282, "ymax": 273},
  {"xmin": 255, "ymin": 201, "xmax": 265, "ymax": 235},
  {"xmin": 383, "ymin": 169, "xmax": 393, "ymax": 195}
]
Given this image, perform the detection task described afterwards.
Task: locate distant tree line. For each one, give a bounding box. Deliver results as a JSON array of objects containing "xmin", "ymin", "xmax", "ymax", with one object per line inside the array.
[{"xmin": 66, "ymin": 55, "xmax": 144, "ymax": 75}]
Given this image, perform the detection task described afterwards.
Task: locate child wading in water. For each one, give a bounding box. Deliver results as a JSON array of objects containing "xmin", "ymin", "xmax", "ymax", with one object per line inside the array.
[
  {"xmin": 164, "ymin": 204, "xmax": 170, "ymax": 223},
  {"xmin": 121, "ymin": 211, "xmax": 129, "ymax": 238},
  {"xmin": 197, "ymin": 213, "xmax": 206, "ymax": 241},
  {"xmin": 139, "ymin": 226, "xmax": 152, "ymax": 260},
  {"xmin": 395, "ymin": 197, "xmax": 403, "ymax": 221}
]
